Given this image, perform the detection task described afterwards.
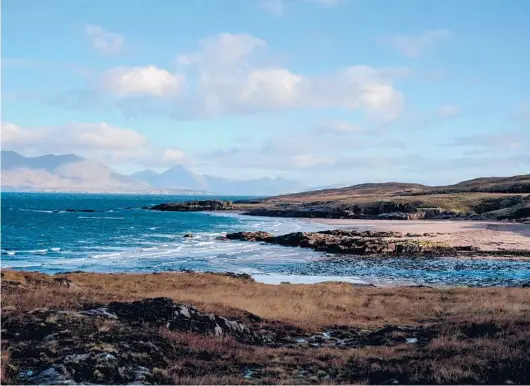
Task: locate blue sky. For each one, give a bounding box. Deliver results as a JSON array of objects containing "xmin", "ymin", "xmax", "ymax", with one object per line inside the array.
[{"xmin": 2, "ymin": 0, "xmax": 529, "ymax": 186}]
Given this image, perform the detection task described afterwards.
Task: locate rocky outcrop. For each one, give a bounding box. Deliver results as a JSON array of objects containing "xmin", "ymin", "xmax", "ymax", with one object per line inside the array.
[
  {"xmin": 2, "ymin": 297, "xmax": 273, "ymax": 384},
  {"xmin": 150, "ymin": 200, "xmax": 233, "ymax": 212},
  {"xmin": 242, "ymin": 205, "xmax": 469, "ymax": 221},
  {"xmin": 104, "ymin": 297, "xmax": 268, "ymax": 344},
  {"xmin": 221, "ymin": 230, "xmax": 457, "ymax": 256}
]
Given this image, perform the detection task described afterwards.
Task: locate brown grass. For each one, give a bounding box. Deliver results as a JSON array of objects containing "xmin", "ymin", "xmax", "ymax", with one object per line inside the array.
[
  {"xmin": 3, "ymin": 270, "xmax": 530, "ymax": 330},
  {"xmin": 2, "ymin": 270, "xmax": 530, "ymax": 384}
]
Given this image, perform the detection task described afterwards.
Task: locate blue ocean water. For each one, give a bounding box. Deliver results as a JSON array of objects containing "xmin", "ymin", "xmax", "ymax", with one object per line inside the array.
[{"xmin": 2, "ymin": 192, "xmax": 530, "ymax": 287}]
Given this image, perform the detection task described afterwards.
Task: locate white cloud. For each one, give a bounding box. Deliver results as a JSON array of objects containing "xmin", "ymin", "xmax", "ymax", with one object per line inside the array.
[
  {"xmin": 162, "ymin": 148, "xmax": 188, "ymax": 164},
  {"xmin": 177, "ymin": 33, "xmax": 266, "ymax": 70},
  {"xmin": 176, "ymin": 33, "xmax": 404, "ymax": 121},
  {"xmin": 199, "ymin": 124, "xmax": 407, "ymax": 172},
  {"xmin": 1, "ymin": 121, "xmax": 188, "ymax": 167},
  {"xmin": 1, "ymin": 122, "xmax": 46, "ymax": 144},
  {"xmin": 437, "ymin": 104, "xmax": 461, "ymax": 117},
  {"xmin": 101, "ymin": 65, "xmax": 185, "ymax": 97},
  {"xmin": 85, "ymin": 24, "xmax": 124, "ymax": 55},
  {"xmin": 1, "ymin": 121, "xmax": 146, "ymax": 152},
  {"xmin": 73, "ymin": 122, "xmax": 147, "ymax": 149},
  {"xmin": 47, "ymin": 32, "xmax": 404, "ymax": 121},
  {"xmin": 381, "ymin": 29, "xmax": 454, "ymax": 58},
  {"xmin": 318, "ymin": 120, "xmax": 361, "ymax": 133}
]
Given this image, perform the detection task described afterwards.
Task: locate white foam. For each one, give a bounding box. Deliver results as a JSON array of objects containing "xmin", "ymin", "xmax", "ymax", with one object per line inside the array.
[
  {"xmin": 251, "ymin": 274, "xmax": 371, "ymax": 285},
  {"xmin": 49, "ymin": 247, "xmax": 61, "ymax": 252},
  {"xmin": 78, "ymin": 216, "xmax": 124, "ymax": 220}
]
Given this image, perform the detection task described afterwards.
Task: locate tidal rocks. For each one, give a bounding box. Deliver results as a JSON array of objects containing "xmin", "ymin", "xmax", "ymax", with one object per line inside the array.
[
  {"xmin": 222, "ymin": 230, "xmax": 456, "ymax": 257},
  {"xmin": 222, "ymin": 231, "xmax": 274, "ymax": 242},
  {"xmin": 150, "ymin": 200, "xmax": 233, "ymax": 212}
]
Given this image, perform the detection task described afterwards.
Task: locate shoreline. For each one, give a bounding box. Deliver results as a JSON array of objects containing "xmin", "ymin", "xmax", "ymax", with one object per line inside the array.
[{"xmin": 302, "ymin": 218, "xmax": 530, "ymax": 257}]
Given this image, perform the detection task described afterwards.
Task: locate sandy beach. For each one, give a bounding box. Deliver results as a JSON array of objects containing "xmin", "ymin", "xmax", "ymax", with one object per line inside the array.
[{"xmin": 306, "ymin": 219, "xmax": 530, "ymax": 257}]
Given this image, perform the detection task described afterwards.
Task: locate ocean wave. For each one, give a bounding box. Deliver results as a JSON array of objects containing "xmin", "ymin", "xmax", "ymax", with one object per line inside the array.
[
  {"xmin": 140, "ymin": 247, "xmax": 158, "ymax": 251},
  {"xmin": 90, "ymin": 252, "xmax": 124, "ymax": 259},
  {"xmin": 78, "ymin": 216, "xmax": 125, "ymax": 220},
  {"xmin": 19, "ymin": 209, "xmax": 55, "ymax": 213},
  {"xmin": 1, "ymin": 261, "xmax": 43, "ymax": 268},
  {"xmin": 3, "ymin": 249, "xmax": 48, "ymax": 254}
]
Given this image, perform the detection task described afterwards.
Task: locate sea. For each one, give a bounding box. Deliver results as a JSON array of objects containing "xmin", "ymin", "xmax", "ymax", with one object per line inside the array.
[{"xmin": 2, "ymin": 192, "xmax": 530, "ymax": 287}]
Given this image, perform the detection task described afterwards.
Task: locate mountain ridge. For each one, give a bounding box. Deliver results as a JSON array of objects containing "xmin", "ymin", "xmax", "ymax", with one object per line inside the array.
[{"xmin": 0, "ymin": 151, "xmax": 308, "ymax": 195}]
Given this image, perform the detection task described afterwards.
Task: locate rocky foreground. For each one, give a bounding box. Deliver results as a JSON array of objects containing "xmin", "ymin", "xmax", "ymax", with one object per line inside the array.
[
  {"xmin": 2, "ymin": 270, "xmax": 530, "ymax": 385},
  {"xmin": 220, "ymin": 229, "xmax": 530, "ymax": 258}
]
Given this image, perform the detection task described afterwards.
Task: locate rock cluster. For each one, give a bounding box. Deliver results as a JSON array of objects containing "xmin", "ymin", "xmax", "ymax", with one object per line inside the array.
[
  {"xmin": 150, "ymin": 200, "xmax": 233, "ymax": 212},
  {"xmin": 2, "ymin": 297, "xmax": 271, "ymax": 385},
  {"xmin": 104, "ymin": 297, "xmax": 268, "ymax": 344},
  {"xmin": 221, "ymin": 229, "xmax": 457, "ymax": 256}
]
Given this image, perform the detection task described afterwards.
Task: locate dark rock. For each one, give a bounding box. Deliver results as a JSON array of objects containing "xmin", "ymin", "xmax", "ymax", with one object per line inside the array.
[
  {"xmin": 53, "ymin": 277, "xmax": 72, "ymax": 287},
  {"xmin": 106, "ymin": 297, "xmax": 269, "ymax": 344},
  {"xmin": 183, "ymin": 233, "xmax": 194, "ymax": 238},
  {"xmin": 21, "ymin": 366, "xmax": 75, "ymax": 385},
  {"xmin": 221, "ymin": 231, "xmax": 273, "ymax": 242},
  {"xmin": 222, "ymin": 230, "xmax": 455, "ymax": 257},
  {"xmin": 351, "ymin": 283, "xmax": 377, "ymax": 288},
  {"xmin": 151, "ymin": 200, "xmax": 233, "ymax": 212},
  {"xmin": 205, "ymin": 271, "xmax": 254, "ymax": 281},
  {"xmin": 4, "ymin": 296, "xmax": 274, "ymax": 385}
]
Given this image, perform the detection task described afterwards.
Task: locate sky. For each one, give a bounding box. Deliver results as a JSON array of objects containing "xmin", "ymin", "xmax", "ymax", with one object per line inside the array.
[{"xmin": 1, "ymin": 0, "xmax": 529, "ymax": 186}]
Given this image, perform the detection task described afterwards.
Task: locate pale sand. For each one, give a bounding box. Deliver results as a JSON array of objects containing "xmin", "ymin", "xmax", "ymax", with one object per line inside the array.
[{"xmin": 305, "ymin": 219, "xmax": 530, "ymax": 257}]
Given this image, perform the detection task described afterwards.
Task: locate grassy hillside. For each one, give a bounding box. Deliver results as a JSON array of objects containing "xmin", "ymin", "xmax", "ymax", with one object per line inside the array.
[{"xmin": 234, "ymin": 174, "xmax": 530, "ymax": 221}]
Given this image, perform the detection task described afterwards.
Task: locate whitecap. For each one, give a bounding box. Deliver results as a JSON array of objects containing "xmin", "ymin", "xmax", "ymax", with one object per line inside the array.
[
  {"xmin": 90, "ymin": 252, "xmax": 124, "ymax": 259},
  {"xmin": 49, "ymin": 247, "xmax": 61, "ymax": 252},
  {"xmin": 78, "ymin": 216, "xmax": 124, "ymax": 220},
  {"xmin": 19, "ymin": 209, "xmax": 54, "ymax": 213}
]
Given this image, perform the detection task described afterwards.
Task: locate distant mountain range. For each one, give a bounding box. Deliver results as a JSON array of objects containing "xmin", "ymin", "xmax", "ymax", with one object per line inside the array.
[
  {"xmin": 129, "ymin": 166, "xmax": 308, "ymax": 196},
  {"xmin": 0, "ymin": 150, "xmax": 309, "ymax": 195}
]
